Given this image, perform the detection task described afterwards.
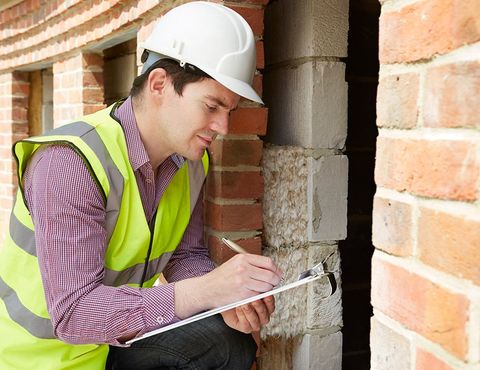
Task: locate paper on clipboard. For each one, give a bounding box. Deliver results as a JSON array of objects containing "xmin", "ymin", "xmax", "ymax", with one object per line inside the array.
[{"xmin": 126, "ymin": 273, "xmax": 327, "ymax": 344}]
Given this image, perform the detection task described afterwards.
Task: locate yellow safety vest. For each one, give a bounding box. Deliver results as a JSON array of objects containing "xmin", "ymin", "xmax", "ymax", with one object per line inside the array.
[{"xmin": 0, "ymin": 103, "xmax": 209, "ymax": 370}]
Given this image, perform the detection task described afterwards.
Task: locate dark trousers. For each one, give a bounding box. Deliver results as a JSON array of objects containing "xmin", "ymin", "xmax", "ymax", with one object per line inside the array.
[{"xmin": 106, "ymin": 315, "xmax": 257, "ymax": 370}]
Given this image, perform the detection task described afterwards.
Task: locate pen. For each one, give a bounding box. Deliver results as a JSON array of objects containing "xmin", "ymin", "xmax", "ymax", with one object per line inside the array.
[{"xmin": 221, "ymin": 238, "xmax": 248, "ymax": 254}]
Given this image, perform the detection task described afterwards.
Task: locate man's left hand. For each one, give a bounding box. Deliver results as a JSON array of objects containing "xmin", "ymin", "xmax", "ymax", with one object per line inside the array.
[{"xmin": 220, "ymin": 296, "xmax": 275, "ymax": 333}]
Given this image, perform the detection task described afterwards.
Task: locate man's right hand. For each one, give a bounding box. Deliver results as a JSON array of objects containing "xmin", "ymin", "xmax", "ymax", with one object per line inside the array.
[{"xmin": 173, "ymin": 254, "xmax": 282, "ymax": 320}]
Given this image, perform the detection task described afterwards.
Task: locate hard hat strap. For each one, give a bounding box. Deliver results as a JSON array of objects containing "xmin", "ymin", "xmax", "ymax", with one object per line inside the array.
[
  {"xmin": 182, "ymin": 63, "xmax": 211, "ymax": 78},
  {"xmin": 141, "ymin": 50, "xmax": 211, "ymax": 79}
]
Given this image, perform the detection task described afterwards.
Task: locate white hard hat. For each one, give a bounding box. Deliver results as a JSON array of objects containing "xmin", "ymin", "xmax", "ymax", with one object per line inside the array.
[{"xmin": 140, "ymin": 1, "xmax": 263, "ymax": 104}]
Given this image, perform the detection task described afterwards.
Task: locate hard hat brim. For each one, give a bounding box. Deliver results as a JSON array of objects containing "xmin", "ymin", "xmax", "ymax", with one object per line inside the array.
[{"xmin": 200, "ymin": 65, "xmax": 264, "ymax": 105}]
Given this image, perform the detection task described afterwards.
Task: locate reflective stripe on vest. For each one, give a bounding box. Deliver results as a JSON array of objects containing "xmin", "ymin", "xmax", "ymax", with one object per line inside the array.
[
  {"xmin": 0, "ymin": 275, "xmax": 54, "ymax": 339},
  {"xmin": 0, "ymin": 103, "xmax": 209, "ymax": 369}
]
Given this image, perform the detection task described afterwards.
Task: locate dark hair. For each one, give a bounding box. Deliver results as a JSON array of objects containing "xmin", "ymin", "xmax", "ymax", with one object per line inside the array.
[{"xmin": 130, "ymin": 57, "xmax": 211, "ymax": 97}]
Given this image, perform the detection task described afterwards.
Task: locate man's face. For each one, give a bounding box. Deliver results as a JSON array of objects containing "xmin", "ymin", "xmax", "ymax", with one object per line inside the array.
[{"xmin": 158, "ymin": 77, "xmax": 240, "ymax": 161}]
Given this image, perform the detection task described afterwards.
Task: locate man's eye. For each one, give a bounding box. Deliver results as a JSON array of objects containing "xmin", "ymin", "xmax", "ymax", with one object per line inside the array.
[{"xmin": 206, "ymin": 104, "xmax": 217, "ymax": 112}]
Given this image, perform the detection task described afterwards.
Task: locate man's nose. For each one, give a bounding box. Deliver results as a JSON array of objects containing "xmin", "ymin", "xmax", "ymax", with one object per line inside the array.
[{"xmin": 212, "ymin": 113, "xmax": 229, "ymax": 136}]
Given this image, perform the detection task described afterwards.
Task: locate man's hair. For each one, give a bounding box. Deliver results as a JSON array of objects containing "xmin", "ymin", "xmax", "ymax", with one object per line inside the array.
[{"xmin": 130, "ymin": 58, "xmax": 210, "ymax": 98}]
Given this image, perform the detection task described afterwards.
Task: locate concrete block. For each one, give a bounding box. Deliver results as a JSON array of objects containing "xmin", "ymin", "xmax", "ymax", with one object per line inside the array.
[
  {"xmin": 265, "ymin": 0, "xmax": 349, "ymax": 63},
  {"xmin": 308, "ymin": 155, "xmax": 348, "ymax": 241},
  {"xmin": 262, "ymin": 146, "xmax": 348, "ymax": 246},
  {"xmin": 261, "ymin": 244, "xmax": 342, "ymax": 338},
  {"xmin": 262, "ymin": 246, "xmax": 310, "ymax": 337},
  {"xmin": 370, "ymin": 317, "xmax": 411, "ymax": 370},
  {"xmin": 263, "ymin": 145, "xmax": 308, "ymax": 248},
  {"xmin": 264, "ymin": 61, "xmax": 347, "ymax": 149},
  {"xmin": 307, "ymin": 245, "xmax": 343, "ymax": 329},
  {"xmin": 292, "ymin": 332, "xmax": 343, "ymax": 370}
]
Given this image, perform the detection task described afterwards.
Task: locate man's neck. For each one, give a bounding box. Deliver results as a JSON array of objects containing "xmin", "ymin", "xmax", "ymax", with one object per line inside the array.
[{"xmin": 131, "ymin": 95, "xmax": 171, "ymax": 169}]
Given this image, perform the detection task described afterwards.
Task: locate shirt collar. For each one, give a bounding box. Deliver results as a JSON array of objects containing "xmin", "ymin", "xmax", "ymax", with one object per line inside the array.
[{"xmin": 114, "ymin": 97, "xmax": 185, "ymax": 171}]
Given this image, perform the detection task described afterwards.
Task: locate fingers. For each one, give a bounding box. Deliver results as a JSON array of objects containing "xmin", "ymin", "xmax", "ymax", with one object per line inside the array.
[
  {"xmin": 228, "ymin": 254, "xmax": 283, "ymax": 291},
  {"xmin": 240, "ymin": 304, "xmax": 261, "ymax": 331},
  {"xmin": 222, "ymin": 297, "xmax": 276, "ymax": 334},
  {"xmin": 262, "ymin": 295, "xmax": 275, "ymax": 315},
  {"xmin": 241, "ymin": 298, "xmax": 275, "ymax": 330},
  {"xmin": 203, "ymin": 253, "xmax": 282, "ymax": 308},
  {"xmin": 247, "ymin": 255, "xmax": 284, "ymax": 285},
  {"xmin": 249, "ymin": 301, "xmax": 268, "ymax": 326},
  {"xmin": 246, "ymin": 254, "xmax": 283, "ymax": 276}
]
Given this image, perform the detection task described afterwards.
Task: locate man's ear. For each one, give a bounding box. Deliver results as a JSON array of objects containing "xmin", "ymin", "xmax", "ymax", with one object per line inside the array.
[{"xmin": 147, "ymin": 68, "xmax": 169, "ymax": 98}]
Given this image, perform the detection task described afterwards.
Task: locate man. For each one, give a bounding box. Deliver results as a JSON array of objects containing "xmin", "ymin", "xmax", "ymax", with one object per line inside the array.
[{"xmin": 0, "ymin": 2, "xmax": 282, "ymax": 369}]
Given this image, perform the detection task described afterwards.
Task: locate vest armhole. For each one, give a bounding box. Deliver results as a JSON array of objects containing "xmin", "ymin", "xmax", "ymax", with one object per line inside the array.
[{"xmin": 16, "ymin": 140, "xmax": 108, "ymax": 208}]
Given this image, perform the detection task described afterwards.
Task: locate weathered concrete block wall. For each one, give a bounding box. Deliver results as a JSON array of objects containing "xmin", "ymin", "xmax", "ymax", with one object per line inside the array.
[
  {"xmin": 261, "ymin": 0, "xmax": 349, "ymax": 368},
  {"xmin": 372, "ymin": 0, "xmax": 480, "ymax": 369}
]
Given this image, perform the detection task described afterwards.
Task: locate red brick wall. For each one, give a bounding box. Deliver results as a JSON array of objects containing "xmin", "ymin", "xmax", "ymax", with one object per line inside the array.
[
  {"xmin": 53, "ymin": 53, "xmax": 105, "ymax": 126},
  {"xmin": 372, "ymin": 0, "xmax": 480, "ymax": 369},
  {"xmin": 0, "ymin": 72, "xmax": 29, "ymax": 242}
]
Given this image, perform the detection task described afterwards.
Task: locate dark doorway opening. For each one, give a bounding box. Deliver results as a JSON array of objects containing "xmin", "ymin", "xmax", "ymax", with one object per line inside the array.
[{"xmin": 340, "ymin": 1, "xmax": 380, "ymax": 369}]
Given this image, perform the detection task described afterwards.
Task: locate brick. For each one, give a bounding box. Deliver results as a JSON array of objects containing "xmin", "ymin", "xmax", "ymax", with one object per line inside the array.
[
  {"xmin": 380, "ymin": 0, "xmax": 480, "ymax": 63},
  {"xmin": 207, "ymin": 235, "xmax": 262, "ymax": 265},
  {"xmin": 252, "ymin": 74, "xmax": 263, "ymax": 98},
  {"xmin": 377, "ymin": 73, "xmax": 419, "ymax": 129},
  {"xmin": 0, "ymin": 195, "xmax": 14, "ymax": 210},
  {"xmin": 370, "ymin": 317, "xmax": 411, "ymax": 370},
  {"xmin": 229, "ymin": 6, "xmax": 264, "ymax": 36},
  {"xmin": 12, "ymin": 96, "xmax": 28, "ymax": 108},
  {"xmin": 83, "ymin": 71, "xmax": 104, "ymax": 88},
  {"xmin": 375, "ymin": 137, "xmax": 479, "ymax": 201},
  {"xmin": 82, "ymin": 53, "xmax": 103, "ymax": 68},
  {"xmin": 12, "ymin": 133, "xmax": 27, "ymax": 144},
  {"xmin": 206, "ymin": 170, "xmax": 263, "ymax": 199},
  {"xmin": 372, "ymin": 196, "xmax": 413, "ymax": 256},
  {"xmin": 229, "ymin": 107, "xmax": 267, "ymax": 135},
  {"xmin": 12, "ymin": 71, "xmax": 29, "ymax": 83},
  {"xmin": 2, "ymin": 122, "xmax": 22, "ymax": 135},
  {"xmin": 205, "ymin": 201, "xmax": 262, "ymax": 231},
  {"xmin": 59, "ymin": 73, "xmax": 77, "ymax": 89},
  {"xmin": 12, "ymin": 107, "xmax": 27, "ymax": 122},
  {"xmin": 83, "ymin": 104, "xmax": 105, "ymax": 115},
  {"xmin": 256, "ymin": 40, "xmax": 264, "ymax": 70},
  {"xmin": 418, "ymin": 206, "xmax": 480, "ymax": 285},
  {"xmin": 83, "ymin": 88, "xmax": 104, "ymax": 104},
  {"xmin": 68, "ymin": 90, "xmax": 82, "ymax": 104},
  {"xmin": 416, "ymin": 348, "xmax": 454, "ymax": 370},
  {"xmin": 372, "ymin": 255, "xmax": 469, "ymax": 358},
  {"xmin": 0, "ymin": 147, "xmax": 13, "ymax": 159},
  {"xmin": 209, "ymin": 139, "xmax": 263, "ymax": 167},
  {"xmin": 12, "ymin": 81, "xmax": 29, "ymax": 96},
  {"xmin": 424, "ymin": 61, "xmax": 480, "ymax": 129}
]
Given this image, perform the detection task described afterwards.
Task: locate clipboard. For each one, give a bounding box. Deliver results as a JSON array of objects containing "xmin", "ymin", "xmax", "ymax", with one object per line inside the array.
[{"xmin": 126, "ymin": 268, "xmax": 335, "ymax": 344}]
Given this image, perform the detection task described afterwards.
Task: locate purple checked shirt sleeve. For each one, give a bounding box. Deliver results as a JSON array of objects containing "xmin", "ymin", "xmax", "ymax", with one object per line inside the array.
[{"xmin": 22, "ymin": 98, "xmax": 214, "ymax": 346}]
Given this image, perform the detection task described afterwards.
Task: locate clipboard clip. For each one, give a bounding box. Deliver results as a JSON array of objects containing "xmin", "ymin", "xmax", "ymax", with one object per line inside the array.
[{"xmin": 297, "ymin": 251, "xmax": 337, "ymax": 297}]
